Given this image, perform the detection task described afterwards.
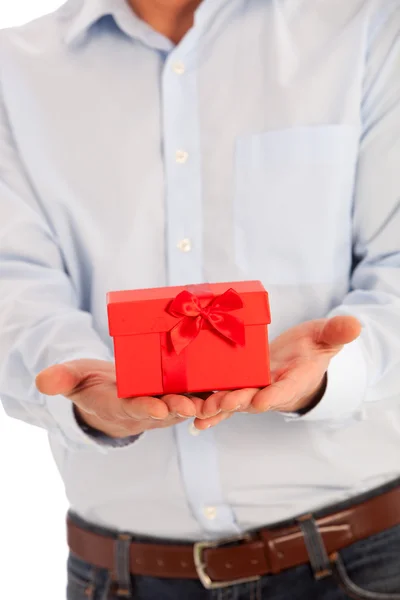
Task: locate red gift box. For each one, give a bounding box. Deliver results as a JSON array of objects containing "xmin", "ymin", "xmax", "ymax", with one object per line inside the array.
[{"xmin": 107, "ymin": 281, "xmax": 271, "ymax": 398}]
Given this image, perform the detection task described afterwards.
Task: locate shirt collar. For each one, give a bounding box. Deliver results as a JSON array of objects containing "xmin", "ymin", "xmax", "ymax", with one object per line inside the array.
[
  {"xmin": 63, "ymin": 0, "xmax": 120, "ymax": 45},
  {"xmin": 62, "ymin": 0, "xmax": 234, "ymax": 47}
]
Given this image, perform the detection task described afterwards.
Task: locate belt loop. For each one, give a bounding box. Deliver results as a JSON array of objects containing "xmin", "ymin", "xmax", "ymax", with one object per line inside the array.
[
  {"xmin": 297, "ymin": 514, "xmax": 332, "ymax": 580},
  {"xmin": 113, "ymin": 533, "xmax": 133, "ymax": 597}
]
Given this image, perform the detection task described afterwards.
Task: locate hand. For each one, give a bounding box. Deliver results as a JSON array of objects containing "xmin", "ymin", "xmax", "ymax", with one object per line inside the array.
[
  {"xmin": 194, "ymin": 315, "xmax": 362, "ymax": 429},
  {"xmin": 35, "ymin": 359, "xmax": 231, "ymax": 438}
]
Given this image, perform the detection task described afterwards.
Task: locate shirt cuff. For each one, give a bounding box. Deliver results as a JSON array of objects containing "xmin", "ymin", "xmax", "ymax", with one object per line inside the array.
[
  {"xmin": 45, "ymin": 393, "xmax": 143, "ymax": 452},
  {"xmin": 283, "ymin": 338, "xmax": 368, "ymax": 423},
  {"xmin": 34, "ymin": 350, "xmax": 143, "ymax": 452},
  {"xmin": 73, "ymin": 404, "xmax": 142, "ymax": 448}
]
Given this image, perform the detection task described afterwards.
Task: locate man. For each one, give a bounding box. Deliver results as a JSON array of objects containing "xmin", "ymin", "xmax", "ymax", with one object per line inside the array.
[{"xmin": 0, "ymin": 0, "xmax": 399, "ymax": 598}]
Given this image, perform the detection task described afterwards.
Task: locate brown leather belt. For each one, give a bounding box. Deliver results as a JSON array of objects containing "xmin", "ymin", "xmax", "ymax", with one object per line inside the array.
[{"xmin": 67, "ymin": 485, "xmax": 400, "ymax": 590}]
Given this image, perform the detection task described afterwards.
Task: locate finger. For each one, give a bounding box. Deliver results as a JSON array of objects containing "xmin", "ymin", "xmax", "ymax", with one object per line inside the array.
[
  {"xmin": 189, "ymin": 391, "xmax": 215, "ymax": 401},
  {"xmin": 199, "ymin": 391, "xmax": 224, "ymax": 418},
  {"xmin": 249, "ymin": 377, "xmax": 299, "ymax": 413},
  {"xmin": 121, "ymin": 396, "xmax": 170, "ymax": 421},
  {"xmin": 191, "ymin": 396, "xmax": 208, "ymax": 418},
  {"xmin": 35, "ymin": 363, "xmax": 82, "ymax": 396},
  {"xmin": 218, "ymin": 388, "xmax": 258, "ymax": 413},
  {"xmin": 317, "ymin": 316, "xmax": 362, "ymax": 348},
  {"xmin": 193, "ymin": 410, "xmax": 234, "ymax": 430},
  {"xmin": 35, "ymin": 360, "xmax": 114, "ymax": 397},
  {"xmin": 198, "ymin": 389, "xmax": 244, "ymax": 417},
  {"xmin": 162, "ymin": 394, "xmax": 197, "ymax": 418}
]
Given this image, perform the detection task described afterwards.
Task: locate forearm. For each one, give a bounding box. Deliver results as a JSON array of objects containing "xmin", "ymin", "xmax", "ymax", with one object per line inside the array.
[
  {"xmin": 291, "ymin": 6, "xmax": 400, "ymax": 423},
  {"xmin": 0, "ymin": 274, "xmax": 113, "ymax": 450}
]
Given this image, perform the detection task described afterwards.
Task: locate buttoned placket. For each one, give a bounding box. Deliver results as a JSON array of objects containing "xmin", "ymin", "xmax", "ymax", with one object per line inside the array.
[{"xmin": 161, "ymin": 35, "xmax": 240, "ymax": 537}]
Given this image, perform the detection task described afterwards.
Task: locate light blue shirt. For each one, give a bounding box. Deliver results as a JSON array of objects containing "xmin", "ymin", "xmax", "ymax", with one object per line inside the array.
[{"xmin": 0, "ymin": 0, "xmax": 399, "ymax": 540}]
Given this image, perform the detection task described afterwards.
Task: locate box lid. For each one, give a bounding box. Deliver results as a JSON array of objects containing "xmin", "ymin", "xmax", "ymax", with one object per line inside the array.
[{"xmin": 107, "ymin": 281, "xmax": 270, "ymax": 337}]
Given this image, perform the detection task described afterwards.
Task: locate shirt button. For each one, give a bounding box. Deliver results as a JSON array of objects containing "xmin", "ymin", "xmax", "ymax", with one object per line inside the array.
[
  {"xmin": 189, "ymin": 422, "xmax": 200, "ymax": 436},
  {"xmin": 177, "ymin": 238, "xmax": 192, "ymax": 253},
  {"xmin": 172, "ymin": 61, "xmax": 185, "ymax": 75},
  {"xmin": 204, "ymin": 506, "xmax": 217, "ymax": 520},
  {"xmin": 175, "ymin": 150, "xmax": 189, "ymax": 164}
]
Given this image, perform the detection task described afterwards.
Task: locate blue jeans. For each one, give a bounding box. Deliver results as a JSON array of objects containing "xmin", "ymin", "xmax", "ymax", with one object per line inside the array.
[{"xmin": 67, "ymin": 524, "xmax": 400, "ymax": 600}]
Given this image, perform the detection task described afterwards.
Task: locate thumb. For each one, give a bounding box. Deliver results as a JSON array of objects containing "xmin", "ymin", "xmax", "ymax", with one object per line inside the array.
[
  {"xmin": 318, "ymin": 315, "xmax": 362, "ymax": 348},
  {"xmin": 35, "ymin": 361, "xmax": 83, "ymax": 397}
]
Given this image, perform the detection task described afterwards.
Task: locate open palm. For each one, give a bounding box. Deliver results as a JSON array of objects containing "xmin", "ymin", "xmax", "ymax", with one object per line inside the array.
[{"xmin": 194, "ymin": 315, "xmax": 362, "ymax": 428}]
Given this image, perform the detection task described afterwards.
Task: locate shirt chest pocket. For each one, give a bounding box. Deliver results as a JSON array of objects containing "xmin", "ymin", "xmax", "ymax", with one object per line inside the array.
[{"xmin": 233, "ymin": 125, "xmax": 359, "ymax": 284}]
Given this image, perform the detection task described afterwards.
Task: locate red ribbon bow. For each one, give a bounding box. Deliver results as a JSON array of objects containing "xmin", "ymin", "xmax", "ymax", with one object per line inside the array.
[{"xmin": 167, "ymin": 288, "xmax": 245, "ymax": 355}]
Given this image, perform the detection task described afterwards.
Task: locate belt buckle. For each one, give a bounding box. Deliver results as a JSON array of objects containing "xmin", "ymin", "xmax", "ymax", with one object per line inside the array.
[{"xmin": 193, "ymin": 534, "xmax": 261, "ymax": 590}]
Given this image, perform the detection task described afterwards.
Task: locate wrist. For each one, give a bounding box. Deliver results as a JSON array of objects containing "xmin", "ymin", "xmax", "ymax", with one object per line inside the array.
[
  {"xmin": 73, "ymin": 405, "xmax": 145, "ymax": 439},
  {"xmin": 296, "ymin": 372, "xmax": 328, "ymax": 415}
]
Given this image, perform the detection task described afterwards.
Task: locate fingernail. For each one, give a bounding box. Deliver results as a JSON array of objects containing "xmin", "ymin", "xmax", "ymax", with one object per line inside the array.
[
  {"xmin": 177, "ymin": 413, "xmax": 192, "ymax": 419},
  {"xmin": 150, "ymin": 416, "xmax": 165, "ymax": 421},
  {"xmin": 226, "ymin": 405, "xmax": 241, "ymax": 412},
  {"xmin": 204, "ymin": 409, "xmax": 221, "ymax": 418}
]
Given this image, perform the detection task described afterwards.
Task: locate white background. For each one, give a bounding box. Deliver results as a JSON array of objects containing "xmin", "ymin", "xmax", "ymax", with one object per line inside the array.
[{"xmin": 0, "ymin": 5, "xmax": 67, "ymax": 600}]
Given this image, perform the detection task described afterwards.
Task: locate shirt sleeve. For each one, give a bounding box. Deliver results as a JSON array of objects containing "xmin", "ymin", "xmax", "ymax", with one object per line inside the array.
[
  {"xmin": 72, "ymin": 404, "xmax": 142, "ymax": 447},
  {"xmin": 285, "ymin": 3, "xmax": 400, "ymax": 424},
  {"xmin": 0, "ymin": 71, "xmax": 138, "ymax": 454}
]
